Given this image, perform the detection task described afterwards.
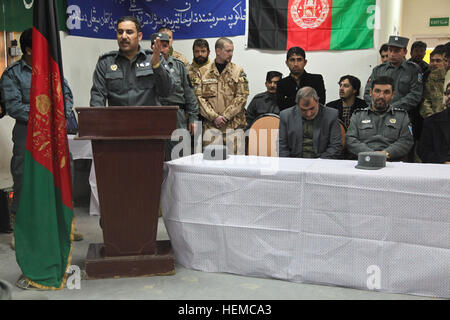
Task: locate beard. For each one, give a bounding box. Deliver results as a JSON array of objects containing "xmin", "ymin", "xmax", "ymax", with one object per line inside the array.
[
  {"xmin": 194, "ymin": 55, "xmax": 207, "ymax": 65},
  {"xmin": 372, "ymin": 98, "xmax": 389, "ymax": 111}
]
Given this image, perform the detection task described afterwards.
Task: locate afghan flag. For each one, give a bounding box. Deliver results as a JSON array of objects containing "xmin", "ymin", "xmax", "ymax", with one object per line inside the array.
[
  {"xmin": 14, "ymin": 0, "xmax": 74, "ymax": 290},
  {"xmin": 248, "ymin": 0, "xmax": 375, "ymax": 51}
]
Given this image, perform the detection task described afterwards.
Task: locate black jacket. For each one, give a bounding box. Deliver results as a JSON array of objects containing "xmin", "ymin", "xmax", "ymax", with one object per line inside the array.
[
  {"xmin": 326, "ymin": 97, "xmax": 368, "ymax": 129},
  {"xmin": 276, "ymin": 72, "xmax": 326, "ymax": 111},
  {"xmin": 418, "ymin": 108, "xmax": 450, "ymax": 163}
]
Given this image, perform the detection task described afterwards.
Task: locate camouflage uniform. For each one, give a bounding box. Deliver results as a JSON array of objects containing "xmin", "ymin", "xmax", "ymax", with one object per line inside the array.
[
  {"xmin": 420, "ymin": 67, "xmax": 446, "ymax": 118},
  {"xmin": 195, "ymin": 61, "xmax": 249, "ymax": 154},
  {"xmin": 187, "ymin": 58, "xmax": 212, "ymax": 90},
  {"xmin": 346, "ymin": 105, "xmax": 414, "ymax": 161}
]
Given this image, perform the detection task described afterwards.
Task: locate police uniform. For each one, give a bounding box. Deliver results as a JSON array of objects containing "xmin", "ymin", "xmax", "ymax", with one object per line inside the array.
[
  {"xmin": 89, "ymin": 46, "xmax": 172, "ymax": 106},
  {"xmin": 245, "ymin": 92, "xmax": 279, "ymax": 129},
  {"xmin": 0, "ymin": 59, "xmax": 74, "ymax": 214},
  {"xmin": 195, "ymin": 61, "xmax": 249, "ymax": 154},
  {"xmin": 161, "ymin": 55, "xmax": 199, "ymax": 160},
  {"xmin": 171, "ymin": 49, "xmax": 189, "ymax": 67},
  {"xmin": 420, "ymin": 67, "xmax": 446, "ymax": 118},
  {"xmin": 345, "ymin": 106, "xmax": 414, "ymax": 161}
]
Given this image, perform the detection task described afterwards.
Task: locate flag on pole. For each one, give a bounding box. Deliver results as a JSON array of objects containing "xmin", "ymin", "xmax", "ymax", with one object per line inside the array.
[
  {"xmin": 14, "ymin": 0, "xmax": 74, "ymax": 290},
  {"xmin": 248, "ymin": 0, "xmax": 376, "ymax": 51}
]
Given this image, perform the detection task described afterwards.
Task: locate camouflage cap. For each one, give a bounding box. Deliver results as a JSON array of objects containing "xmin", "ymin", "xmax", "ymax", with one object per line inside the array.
[
  {"xmin": 150, "ymin": 32, "xmax": 170, "ymax": 44},
  {"xmin": 387, "ymin": 35, "xmax": 409, "ymax": 48}
]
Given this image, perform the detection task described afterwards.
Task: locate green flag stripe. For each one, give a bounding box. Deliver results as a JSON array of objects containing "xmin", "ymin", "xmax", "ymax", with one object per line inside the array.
[
  {"xmin": 330, "ymin": 0, "xmax": 375, "ymax": 50},
  {"xmin": 15, "ymin": 150, "xmax": 73, "ymax": 289}
]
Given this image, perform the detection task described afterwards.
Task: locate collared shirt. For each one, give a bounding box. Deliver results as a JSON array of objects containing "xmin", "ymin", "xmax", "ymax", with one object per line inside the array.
[
  {"xmin": 245, "ymin": 92, "xmax": 279, "ymax": 128},
  {"xmin": 1, "ymin": 58, "xmax": 73, "ymax": 122},
  {"xmin": 90, "ymin": 46, "xmax": 173, "ymax": 107},
  {"xmin": 346, "ymin": 105, "xmax": 414, "ymax": 160},
  {"xmin": 364, "ymin": 60, "xmax": 423, "ymax": 113},
  {"xmin": 160, "ymin": 55, "xmax": 198, "ymax": 123}
]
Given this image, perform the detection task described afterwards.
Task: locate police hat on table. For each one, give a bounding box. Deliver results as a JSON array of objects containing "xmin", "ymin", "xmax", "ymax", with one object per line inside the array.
[
  {"xmin": 203, "ymin": 145, "xmax": 228, "ymax": 160},
  {"xmin": 387, "ymin": 35, "xmax": 409, "ymax": 48},
  {"xmin": 150, "ymin": 32, "xmax": 170, "ymax": 44},
  {"xmin": 355, "ymin": 152, "xmax": 386, "ymax": 170}
]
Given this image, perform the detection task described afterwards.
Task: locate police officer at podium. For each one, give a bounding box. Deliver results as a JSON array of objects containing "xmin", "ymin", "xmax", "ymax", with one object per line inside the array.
[{"xmin": 90, "ymin": 16, "xmax": 173, "ymax": 107}]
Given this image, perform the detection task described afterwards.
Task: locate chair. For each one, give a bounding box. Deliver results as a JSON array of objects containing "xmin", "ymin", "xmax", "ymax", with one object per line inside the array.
[
  {"xmin": 247, "ymin": 113, "xmax": 280, "ymax": 157},
  {"xmin": 338, "ymin": 119, "xmax": 347, "ymax": 159}
]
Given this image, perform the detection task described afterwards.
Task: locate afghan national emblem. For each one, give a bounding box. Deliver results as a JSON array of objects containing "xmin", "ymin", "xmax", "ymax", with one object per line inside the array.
[
  {"xmin": 36, "ymin": 94, "xmax": 51, "ymax": 115},
  {"xmin": 290, "ymin": 0, "xmax": 330, "ymax": 29}
]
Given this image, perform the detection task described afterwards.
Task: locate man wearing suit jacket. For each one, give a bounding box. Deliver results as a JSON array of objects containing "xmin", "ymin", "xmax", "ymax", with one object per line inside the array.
[
  {"xmin": 276, "ymin": 47, "xmax": 326, "ymax": 111},
  {"xmin": 278, "ymin": 87, "xmax": 342, "ymax": 159}
]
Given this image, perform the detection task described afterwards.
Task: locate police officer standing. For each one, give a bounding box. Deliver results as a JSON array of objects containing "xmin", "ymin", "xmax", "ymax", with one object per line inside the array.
[
  {"xmin": 363, "ymin": 36, "xmax": 423, "ymax": 143},
  {"xmin": 90, "ymin": 16, "xmax": 173, "ymax": 107},
  {"xmin": 151, "ymin": 32, "xmax": 199, "ymax": 160},
  {"xmin": 347, "ymin": 76, "xmax": 414, "ymax": 161}
]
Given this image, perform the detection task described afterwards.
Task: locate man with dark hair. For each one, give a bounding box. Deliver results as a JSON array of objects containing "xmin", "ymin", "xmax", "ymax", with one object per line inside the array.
[
  {"xmin": 276, "ymin": 46, "xmax": 326, "ymax": 111},
  {"xmin": 379, "ymin": 43, "xmax": 389, "ymax": 64},
  {"xmin": 420, "ymin": 45, "xmax": 448, "ymax": 118},
  {"xmin": 151, "ymin": 32, "xmax": 199, "ymax": 160},
  {"xmin": 157, "ymin": 27, "xmax": 189, "ymax": 66},
  {"xmin": 278, "ymin": 86, "xmax": 341, "ymax": 159},
  {"xmin": 1, "ymin": 28, "xmax": 79, "ymax": 248},
  {"xmin": 409, "ymin": 40, "xmax": 429, "ymax": 74},
  {"xmin": 194, "ymin": 37, "xmax": 249, "ymax": 154},
  {"xmin": 418, "ymin": 83, "xmax": 450, "ymax": 164},
  {"xmin": 245, "ymin": 71, "xmax": 282, "ymax": 128},
  {"xmin": 347, "ymin": 76, "xmax": 413, "ymax": 161},
  {"xmin": 90, "ymin": 16, "xmax": 172, "ymax": 106},
  {"xmin": 326, "ymin": 75, "xmax": 367, "ymax": 129},
  {"xmin": 188, "ymin": 38, "xmax": 211, "ymax": 87}
]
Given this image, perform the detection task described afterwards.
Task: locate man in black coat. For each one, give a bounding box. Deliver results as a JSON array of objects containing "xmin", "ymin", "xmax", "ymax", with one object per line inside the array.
[
  {"xmin": 326, "ymin": 75, "xmax": 367, "ymax": 130},
  {"xmin": 276, "ymin": 46, "xmax": 326, "ymax": 111},
  {"xmin": 418, "ymin": 83, "xmax": 450, "ymax": 164}
]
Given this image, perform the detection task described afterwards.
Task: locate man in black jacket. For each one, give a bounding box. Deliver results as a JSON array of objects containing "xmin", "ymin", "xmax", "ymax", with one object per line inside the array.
[
  {"xmin": 276, "ymin": 46, "xmax": 326, "ymax": 111},
  {"xmin": 418, "ymin": 83, "xmax": 450, "ymax": 164},
  {"xmin": 326, "ymin": 75, "xmax": 367, "ymax": 130}
]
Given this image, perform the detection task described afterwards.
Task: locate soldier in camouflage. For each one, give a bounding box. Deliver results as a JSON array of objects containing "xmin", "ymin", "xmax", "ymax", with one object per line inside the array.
[
  {"xmin": 194, "ymin": 37, "xmax": 249, "ymax": 154},
  {"xmin": 347, "ymin": 76, "xmax": 414, "ymax": 161}
]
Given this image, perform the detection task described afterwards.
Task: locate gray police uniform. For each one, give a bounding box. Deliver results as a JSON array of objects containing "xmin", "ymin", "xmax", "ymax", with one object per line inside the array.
[
  {"xmin": 245, "ymin": 92, "xmax": 279, "ymax": 129},
  {"xmin": 160, "ymin": 55, "xmax": 199, "ymax": 160},
  {"xmin": 346, "ymin": 106, "xmax": 414, "ymax": 161},
  {"xmin": 90, "ymin": 46, "xmax": 173, "ymax": 106},
  {"xmin": 363, "ymin": 60, "xmax": 423, "ymax": 113},
  {"xmin": 0, "ymin": 59, "xmax": 74, "ymax": 214}
]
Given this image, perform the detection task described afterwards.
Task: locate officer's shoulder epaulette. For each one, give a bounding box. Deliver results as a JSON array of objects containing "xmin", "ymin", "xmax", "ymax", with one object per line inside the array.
[
  {"xmin": 404, "ymin": 60, "xmax": 421, "ymax": 71},
  {"xmin": 253, "ymin": 92, "xmax": 267, "ymax": 99},
  {"xmin": 3, "ymin": 60, "xmax": 22, "ymax": 72},
  {"xmin": 98, "ymin": 51, "xmax": 118, "ymax": 59}
]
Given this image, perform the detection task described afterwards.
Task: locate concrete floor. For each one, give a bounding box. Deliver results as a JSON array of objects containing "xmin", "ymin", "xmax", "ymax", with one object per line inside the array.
[{"xmin": 0, "ymin": 206, "xmax": 441, "ymax": 301}]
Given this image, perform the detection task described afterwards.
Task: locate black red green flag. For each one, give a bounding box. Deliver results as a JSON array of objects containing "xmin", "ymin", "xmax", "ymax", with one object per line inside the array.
[
  {"xmin": 248, "ymin": 0, "xmax": 375, "ymax": 51},
  {"xmin": 14, "ymin": 0, "xmax": 74, "ymax": 290}
]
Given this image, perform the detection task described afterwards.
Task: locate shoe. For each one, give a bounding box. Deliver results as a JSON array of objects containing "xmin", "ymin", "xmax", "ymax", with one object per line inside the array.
[
  {"xmin": 16, "ymin": 275, "xmax": 46, "ymax": 291},
  {"xmin": 71, "ymin": 228, "xmax": 83, "ymax": 241}
]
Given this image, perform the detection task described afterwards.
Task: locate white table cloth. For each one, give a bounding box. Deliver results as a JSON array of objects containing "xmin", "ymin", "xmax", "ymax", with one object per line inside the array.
[{"xmin": 161, "ymin": 154, "xmax": 450, "ymax": 298}]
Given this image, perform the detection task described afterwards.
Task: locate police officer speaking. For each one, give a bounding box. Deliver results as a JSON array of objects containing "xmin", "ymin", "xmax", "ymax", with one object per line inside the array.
[{"xmin": 90, "ymin": 16, "xmax": 173, "ymax": 107}]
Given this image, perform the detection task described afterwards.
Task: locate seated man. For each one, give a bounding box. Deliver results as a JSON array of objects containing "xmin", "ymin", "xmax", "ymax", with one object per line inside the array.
[
  {"xmin": 418, "ymin": 83, "xmax": 450, "ymax": 164},
  {"xmin": 346, "ymin": 76, "xmax": 414, "ymax": 161},
  {"xmin": 246, "ymin": 70, "xmax": 282, "ymax": 129},
  {"xmin": 326, "ymin": 75, "xmax": 367, "ymax": 129},
  {"xmin": 278, "ymin": 86, "xmax": 342, "ymax": 159}
]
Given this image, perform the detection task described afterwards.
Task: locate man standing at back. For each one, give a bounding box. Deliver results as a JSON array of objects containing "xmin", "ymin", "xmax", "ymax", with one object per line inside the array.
[
  {"xmin": 90, "ymin": 16, "xmax": 172, "ymax": 107},
  {"xmin": 276, "ymin": 46, "xmax": 326, "ymax": 111},
  {"xmin": 195, "ymin": 37, "xmax": 249, "ymax": 154},
  {"xmin": 157, "ymin": 27, "xmax": 189, "ymax": 67}
]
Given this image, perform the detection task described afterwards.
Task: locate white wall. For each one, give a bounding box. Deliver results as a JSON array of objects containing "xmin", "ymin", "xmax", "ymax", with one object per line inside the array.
[{"xmin": 0, "ymin": 0, "xmax": 403, "ymax": 175}]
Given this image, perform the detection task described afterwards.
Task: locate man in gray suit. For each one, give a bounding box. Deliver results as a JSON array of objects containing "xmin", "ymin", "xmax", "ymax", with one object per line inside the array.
[{"xmin": 278, "ymin": 87, "xmax": 342, "ymax": 158}]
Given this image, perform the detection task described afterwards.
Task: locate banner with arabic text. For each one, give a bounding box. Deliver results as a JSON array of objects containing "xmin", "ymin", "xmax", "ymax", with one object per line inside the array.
[{"xmin": 66, "ymin": 0, "xmax": 246, "ymax": 39}]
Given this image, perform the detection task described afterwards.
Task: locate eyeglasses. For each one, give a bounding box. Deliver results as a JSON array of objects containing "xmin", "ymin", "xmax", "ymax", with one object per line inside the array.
[{"xmin": 445, "ymin": 91, "xmax": 450, "ymax": 96}]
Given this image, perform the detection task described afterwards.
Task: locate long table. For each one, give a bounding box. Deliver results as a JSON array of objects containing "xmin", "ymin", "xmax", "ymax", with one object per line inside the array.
[{"xmin": 161, "ymin": 154, "xmax": 450, "ymax": 298}]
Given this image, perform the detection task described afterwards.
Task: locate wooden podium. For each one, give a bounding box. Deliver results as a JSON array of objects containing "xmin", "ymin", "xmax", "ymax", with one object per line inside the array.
[{"xmin": 75, "ymin": 106, "xmax": 178, "ymax": 279}]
